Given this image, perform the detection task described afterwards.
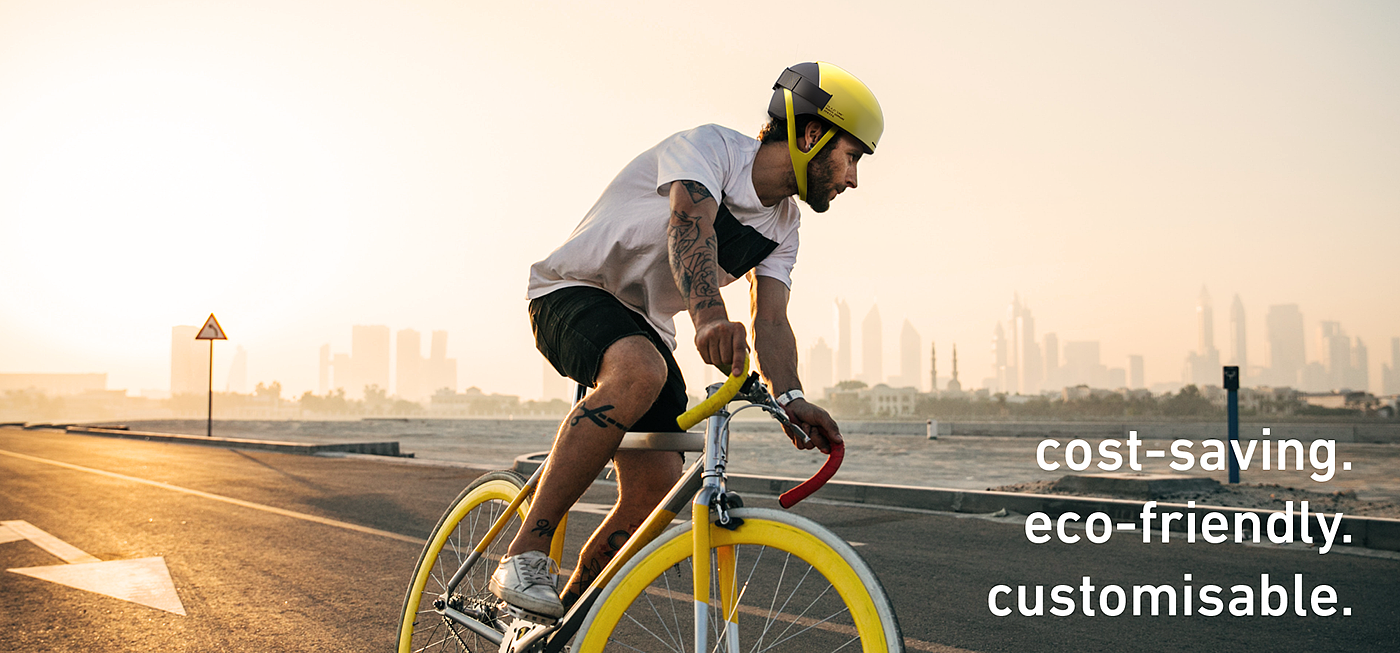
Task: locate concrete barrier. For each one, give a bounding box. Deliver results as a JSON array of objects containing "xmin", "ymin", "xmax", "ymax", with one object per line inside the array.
[{"xmin": 64, "ymin": 426, "xmax": 407, "ymax": 457}]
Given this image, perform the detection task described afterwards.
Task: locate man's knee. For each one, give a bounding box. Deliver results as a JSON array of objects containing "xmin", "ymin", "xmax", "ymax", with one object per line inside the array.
[{"xmin": 597, "ymin": 336, "xmax": 668, "ymax": 400}]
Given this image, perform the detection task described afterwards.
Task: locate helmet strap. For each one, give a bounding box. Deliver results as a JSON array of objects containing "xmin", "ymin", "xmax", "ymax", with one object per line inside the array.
[{"xmin": 784, "ymin": 88, "xmax": 837, "ymax": 202}]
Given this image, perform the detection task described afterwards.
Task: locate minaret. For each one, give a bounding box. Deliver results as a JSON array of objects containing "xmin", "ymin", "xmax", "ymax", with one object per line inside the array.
[
  {"xmin": 930, "ymin": 342, "xmax": 937, "ymax": 394},
  {"xmin": 948, "ymin": 344, "xmax": 963, "ymax": 393}
]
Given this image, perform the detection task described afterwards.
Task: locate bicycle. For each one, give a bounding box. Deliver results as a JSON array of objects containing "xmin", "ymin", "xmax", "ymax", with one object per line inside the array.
[{"xmin": 397, "ymin": 358, "xmax": 904, "ymax": 652}]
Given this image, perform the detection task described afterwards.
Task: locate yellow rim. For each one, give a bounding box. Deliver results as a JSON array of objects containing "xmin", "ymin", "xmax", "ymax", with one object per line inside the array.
[
  {"xmin": 578, "ymin": 517, "xmax": 889, "ymax": 653},
  {"xmin": 397, "ymin": 478, "xmax": 529, "ymax": 653}
]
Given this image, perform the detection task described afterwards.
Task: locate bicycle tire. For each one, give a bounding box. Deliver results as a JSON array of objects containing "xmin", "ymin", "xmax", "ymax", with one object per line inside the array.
[
  {"xmin": 397, "ymin": 469, "xmax": 529, "ymax": 653},
  {"xmin": 575, "ymin": 507, "xmax": 904, "ymax": 653}
]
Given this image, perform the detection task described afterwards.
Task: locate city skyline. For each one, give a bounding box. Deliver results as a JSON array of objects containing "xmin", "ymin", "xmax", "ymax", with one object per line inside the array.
[
  {"xmin": 9, "ymin": 287, "xmax": 1400, "ymax": 403},
  {"xmin": 2, "ymin": 2, "xmax": 1396, "ymax": 401}
]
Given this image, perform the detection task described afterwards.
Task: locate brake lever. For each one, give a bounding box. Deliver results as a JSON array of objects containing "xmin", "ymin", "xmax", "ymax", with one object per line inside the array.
[{"xmin": 729, "ymin": 377, "xmax": 840, "ymax": 508}]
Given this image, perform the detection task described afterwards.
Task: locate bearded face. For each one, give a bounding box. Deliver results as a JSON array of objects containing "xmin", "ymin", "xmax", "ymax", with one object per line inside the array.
[{"xmin": 803, "ymin": 144, "xmax": 842, "ymax": 213}]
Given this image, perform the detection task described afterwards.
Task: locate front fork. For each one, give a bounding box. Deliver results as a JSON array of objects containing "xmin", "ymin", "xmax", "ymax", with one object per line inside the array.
[{"xmin": 693, "ymin": 406, "xmax": 744, "ymax": 653}]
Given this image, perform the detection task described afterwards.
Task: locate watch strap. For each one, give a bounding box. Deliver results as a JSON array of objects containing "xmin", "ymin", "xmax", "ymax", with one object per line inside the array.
[{"xmin": 776, "ymin": 389, "xmax": 804, "ymax": 407}]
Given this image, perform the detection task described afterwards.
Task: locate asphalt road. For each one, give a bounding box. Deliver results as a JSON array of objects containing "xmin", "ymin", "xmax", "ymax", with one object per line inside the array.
[{"xmin": 1, "ymin": 427, "xmax": 1396, "ymax": 652}]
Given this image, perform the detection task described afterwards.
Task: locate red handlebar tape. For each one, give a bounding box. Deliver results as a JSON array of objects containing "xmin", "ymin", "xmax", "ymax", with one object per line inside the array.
[{"xmin": 778, "ymin": 440, "xmax": 844, "ymax": 508}]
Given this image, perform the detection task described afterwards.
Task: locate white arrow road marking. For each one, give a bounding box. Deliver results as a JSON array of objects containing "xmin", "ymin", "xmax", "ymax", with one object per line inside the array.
[
  {"xmin": 2, "ymin": 520, "xmax": 101, "ymax": 563},
  {"xmin": 11, "ymin": 558, "xmax": 187, "ymax": 616},
  {"xmin": 2, "ymin": 520, "xmax": 186, "ymax": 616},
  {"xmin": 0, "ymin": 523, "xmax": 25, "ymax": 545}
]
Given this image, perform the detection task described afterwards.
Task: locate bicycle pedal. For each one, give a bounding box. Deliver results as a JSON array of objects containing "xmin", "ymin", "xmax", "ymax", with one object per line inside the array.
[{"xmin": 501, "ymin": 602, "xmax": 560, "ymax": 625}]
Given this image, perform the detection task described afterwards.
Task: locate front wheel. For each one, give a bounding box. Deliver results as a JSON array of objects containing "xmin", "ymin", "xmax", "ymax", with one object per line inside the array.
[
  {"xmin": 576, "ymin": 507, "xmax": 904, "ymax": 653},
  {"xmin": 397, "ymin": 469, "xmax": 528, "ymax": 653}
]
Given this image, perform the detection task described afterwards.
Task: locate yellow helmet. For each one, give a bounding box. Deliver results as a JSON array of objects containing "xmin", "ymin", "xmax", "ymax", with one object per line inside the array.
[{"xmin": 767, "ymin": 62, "xmax": 884, "ymax": 201}]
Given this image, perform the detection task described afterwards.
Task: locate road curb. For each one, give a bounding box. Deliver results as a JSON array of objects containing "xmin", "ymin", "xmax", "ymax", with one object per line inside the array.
[{"xmin": 61, "ymin": 426, "xmax": 407, "ymax": 457}]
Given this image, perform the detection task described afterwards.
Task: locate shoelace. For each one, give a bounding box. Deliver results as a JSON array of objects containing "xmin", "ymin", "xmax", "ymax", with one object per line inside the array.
[{"xmin": 518, "ymin": 556, "xmax": 557, "ymax": 588}]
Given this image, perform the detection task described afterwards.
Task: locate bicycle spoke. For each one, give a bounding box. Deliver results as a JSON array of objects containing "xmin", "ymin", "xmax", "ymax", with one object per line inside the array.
[{"xmin": 596, "ymin": 542, "xmax": 880, "ymax": 652}]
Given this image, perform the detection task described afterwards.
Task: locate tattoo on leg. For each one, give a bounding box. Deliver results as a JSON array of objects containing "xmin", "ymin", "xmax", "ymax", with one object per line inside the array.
[
  {"xmin": 570, "ymin": 402, "xmax": 629, "ymax": 430},
  {"xmin": 576, "ymin": 529, "xmax": 635, "ymax": 588},
  {"xmin": 530, "ymin": 519, "xmax": 557, "ymax": 538},
  {"xmin": 603, "ymin": 530, "xmax": 631, "ymax": 559}
]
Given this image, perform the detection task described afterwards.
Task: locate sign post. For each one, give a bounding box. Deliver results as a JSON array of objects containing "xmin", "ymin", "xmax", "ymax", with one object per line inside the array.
[
  {"xmin": 1223, "ymin": 365, "xmax": 1240, "ymax": 484},
  {"xmin": 194, "ymin": 314, "xmax": 227, "ymax": 437}
]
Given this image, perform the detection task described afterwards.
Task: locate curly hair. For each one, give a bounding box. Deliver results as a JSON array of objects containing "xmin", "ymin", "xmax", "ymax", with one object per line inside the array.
[{"xmin": 757, "ymin": 114, "xmax": 840, "ymax": 149}]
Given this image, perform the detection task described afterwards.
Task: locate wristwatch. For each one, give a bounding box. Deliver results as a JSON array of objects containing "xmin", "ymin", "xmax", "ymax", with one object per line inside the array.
[{"xmin": 775, "ymin": 389, "xmax": 804, "ymax": 407}]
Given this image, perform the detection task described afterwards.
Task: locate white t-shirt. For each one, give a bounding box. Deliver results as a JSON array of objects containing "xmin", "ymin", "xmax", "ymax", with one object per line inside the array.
[{"xmin": 528, "ymin": 124, "xmax": 801, "ymax": 350}]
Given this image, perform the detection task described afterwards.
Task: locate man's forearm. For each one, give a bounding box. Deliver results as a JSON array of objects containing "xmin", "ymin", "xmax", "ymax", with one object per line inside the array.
[
  {"xmin": 667, "ymin": 182, "xmax": 725, "ymax": 320},
  {"xmin": 754, "ymin": 316, "xmax": 801, "ymax": 395}
]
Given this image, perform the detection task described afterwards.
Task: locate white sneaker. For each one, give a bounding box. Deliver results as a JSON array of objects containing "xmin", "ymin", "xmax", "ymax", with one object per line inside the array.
[{"xmin": 489, "ymin": 551, "xmax": 564, "ymax": 618}]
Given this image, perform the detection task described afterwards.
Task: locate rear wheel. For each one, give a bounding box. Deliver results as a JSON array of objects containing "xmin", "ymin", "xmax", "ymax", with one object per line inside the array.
[
  {"xmin": 576, "ymin": 507, "xmax": 904, "ymax": 652},
  {"xmin": 397, "ymin": 470, "xmax": 528, "ymax": 652}
]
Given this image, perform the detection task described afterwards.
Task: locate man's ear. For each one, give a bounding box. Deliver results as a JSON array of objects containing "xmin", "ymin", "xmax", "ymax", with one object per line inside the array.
[{"xmin": 800, "ymin": 119, "xmax": 826, "ymax": 153}]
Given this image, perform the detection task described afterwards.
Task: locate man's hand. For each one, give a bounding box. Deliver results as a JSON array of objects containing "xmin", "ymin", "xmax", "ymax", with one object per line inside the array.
[
  {"xmin": 694, "ymin": 319, "xmax": 748, "ymax": 375},
  {"xmin": 780, "ymin": 399, "xmax": 842, "ymax": 454}
]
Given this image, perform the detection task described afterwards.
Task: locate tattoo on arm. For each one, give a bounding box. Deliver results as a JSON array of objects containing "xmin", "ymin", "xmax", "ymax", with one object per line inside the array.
[
  {"xmin": 678, "ymin": 180, "xmax": 713, "ymax": 204},
  {"xmin": 668, "ymin": 209, "xmax": 723, "ymax": 311},
  {"xmin": 569, "ymin": 401, "xmax": 629, "ymax": 430}
]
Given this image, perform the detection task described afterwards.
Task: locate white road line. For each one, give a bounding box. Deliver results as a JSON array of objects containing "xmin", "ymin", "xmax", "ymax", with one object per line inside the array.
[
  {"xmin": 0, "ymin": 520, "xmax": 101, "ymax": 563},
  {"xmin": 0, "ymin": 448, "xmax": 425, "ymax": 546}
]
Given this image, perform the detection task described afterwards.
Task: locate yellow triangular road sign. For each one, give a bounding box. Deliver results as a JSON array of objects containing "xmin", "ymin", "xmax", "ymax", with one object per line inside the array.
[{"xmin": 195, "ymin": 313, "xmax": 226, "ymax": 340}]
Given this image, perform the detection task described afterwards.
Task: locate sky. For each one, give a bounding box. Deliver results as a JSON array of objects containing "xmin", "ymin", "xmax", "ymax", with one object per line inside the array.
[{"xmin": 1, "ymin": 0, "xmax": 1397, "ymax": 399}]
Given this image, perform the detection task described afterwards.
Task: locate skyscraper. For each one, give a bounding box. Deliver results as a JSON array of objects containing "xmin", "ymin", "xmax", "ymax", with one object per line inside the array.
[
  {"xmin": 1229, "ymin": 294, "xmax": 1247, "ymax": 383},
  {"xmin": 1266, "ymin": 304, "xmax": 1305, "ymax": 387},
  {"xmin": 991, "ymin": 323, "xmax": 1008, "ymax": 393},
  {"xmin": 1317, "ymin": 322, "xmax": 1354, "ymax": 392},
  {"xmin": 425, "ymin": 330, "xmax": 458, "ymax": 396},
  {"xmin": 1009, "ymin": 295, "xmax": 1041, "ymax": 395},
  {"xmin": 1186, "ymin": 287, "xmax": 1221, "ymax": 386},
  {"xmin": 332, "ymin": 352, "xmax": 354, "ymax": 393},
  {"xmin": 834, "ymin": 299, "xmax": 851, "ymax": 382},
  {"xmin": 170, "ymin": 325, "xmax": 207, "ymax": 396},
  {"xmin": 1351, "ymin": 338, "xmax": 1369, "ymax": 393},
  {"xmin": 861, "ymin": 304, "xmax": 883, "ymax": 385},
  {"xmin": 351, "ymin": 325, "xmax": 391, "ymax": 398},
  {"xmin": 898, "ymin": 319, "xmax": 921, "ymax": 390},
  {"xmin": 1128, "ymin": 355, "xmax": 1144, "ymax": 390},
  {"xmin": 1063, "ymin": 341, "xmax": 1103, "ymax": 388}
]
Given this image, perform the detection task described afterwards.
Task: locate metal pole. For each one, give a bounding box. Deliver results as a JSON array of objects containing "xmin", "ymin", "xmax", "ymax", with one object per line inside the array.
[
  {"xmin": 1228, "ymin": 388, "xmax": 1238, "ymax": 483},
  {"xmin": 207, "ymin": 339, "xmax": 214, "ymax": 437},
  {"xmin": 1224, "ymin": 366, "xmax": 1239, "ymax": 484}
]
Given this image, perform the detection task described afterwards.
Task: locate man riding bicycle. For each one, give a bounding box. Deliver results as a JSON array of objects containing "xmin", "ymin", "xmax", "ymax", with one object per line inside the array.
[{"xmin": 491, "ymin": 62, "xmax": 884, "ymax": 620}]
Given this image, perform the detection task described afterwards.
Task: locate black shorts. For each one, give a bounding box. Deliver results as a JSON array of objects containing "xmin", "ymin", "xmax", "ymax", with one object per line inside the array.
[{"xmin": 529, "ymin": 286, "xmax": 687, "ymax": 433}]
